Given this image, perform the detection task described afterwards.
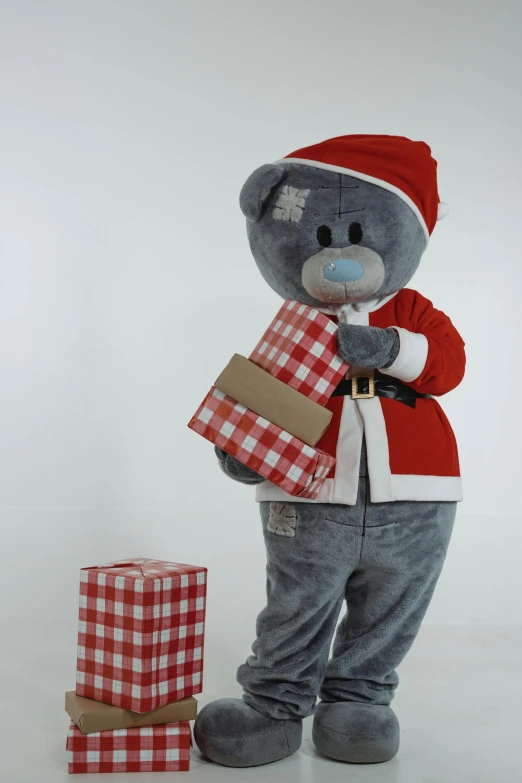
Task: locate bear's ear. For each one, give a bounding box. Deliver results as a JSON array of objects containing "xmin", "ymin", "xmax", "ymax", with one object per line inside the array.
[{"xmin": 239, "ymin": 164, "xmax": 286, "ymax": 222}]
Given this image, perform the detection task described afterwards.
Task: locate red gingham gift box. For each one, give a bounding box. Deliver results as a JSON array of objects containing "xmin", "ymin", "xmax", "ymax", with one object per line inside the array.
[
  {"xmin": 66, "ymin": 721, "xmax": 191, "ymax": 773},
  {"xmin": 189, "ymin": 388, "xmax": 335, "ymax": 498},
  {"xmin": 249, "ymin": 299, "xmax": 348, "ymax": 402},
  {"xmin": 76, "ymin": 558, "xmax": 207, "ymax": 713}
]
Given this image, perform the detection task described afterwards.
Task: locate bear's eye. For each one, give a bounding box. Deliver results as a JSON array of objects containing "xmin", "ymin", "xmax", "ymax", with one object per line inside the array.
[
  {"xmin": 317, "ymin": 225, "xmax": 332, "ymax": 247},
  {"xmin": 348, "ymin": 222, "xmax": 363, "ymax": 244}
]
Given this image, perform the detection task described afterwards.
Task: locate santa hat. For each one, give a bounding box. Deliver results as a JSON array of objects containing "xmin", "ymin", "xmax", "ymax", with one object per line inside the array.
[{"xmin": 276, "ymin": 134, "xmax": 447, "ymax": 242}]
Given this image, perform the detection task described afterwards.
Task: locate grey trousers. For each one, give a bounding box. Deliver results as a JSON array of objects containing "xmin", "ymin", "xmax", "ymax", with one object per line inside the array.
[{"xmin": 236, "ymin": 474, "xmax": 456, "ymax": 720}]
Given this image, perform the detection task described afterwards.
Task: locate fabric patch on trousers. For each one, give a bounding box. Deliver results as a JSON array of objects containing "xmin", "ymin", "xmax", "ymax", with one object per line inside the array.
[{"xmin": 267, "ymin": 503, "xmax": 297, "ymax": 537}]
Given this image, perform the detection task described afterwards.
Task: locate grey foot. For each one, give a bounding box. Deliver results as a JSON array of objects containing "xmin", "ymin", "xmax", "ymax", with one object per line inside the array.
[
  {"xmin": 194, "ymin": 697, "xmax": 303, "ymax": 768},
  {"xmin": 312, "ymin": 702, "xmax": 400, "ymax": 764}
]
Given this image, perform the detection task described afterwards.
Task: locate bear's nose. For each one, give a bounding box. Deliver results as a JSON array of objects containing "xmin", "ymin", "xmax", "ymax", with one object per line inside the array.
[{"xmin": 324, "ymin": 258, "xmax": 364, "ymax": 283}]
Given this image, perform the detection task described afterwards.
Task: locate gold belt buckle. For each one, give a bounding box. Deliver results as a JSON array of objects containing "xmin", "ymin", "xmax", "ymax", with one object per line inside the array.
[{"xmin": 351, "ymin": 370, "xmax": 375, "ymax": 399}]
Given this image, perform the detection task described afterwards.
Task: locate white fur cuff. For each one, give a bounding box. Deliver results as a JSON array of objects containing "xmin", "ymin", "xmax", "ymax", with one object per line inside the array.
[{"xmin": 380, "ymin": 327, "xmax": 429, "ymax": 383}]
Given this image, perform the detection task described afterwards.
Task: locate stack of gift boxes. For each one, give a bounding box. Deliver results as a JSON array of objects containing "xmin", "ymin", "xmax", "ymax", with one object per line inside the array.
[
  {"xmin": 189, "ymin": 299, "xmax": 350, "ymax": 497},
  {"xmin": 66, "ymin": 558, "xmax": 207, "ymax": 774}
]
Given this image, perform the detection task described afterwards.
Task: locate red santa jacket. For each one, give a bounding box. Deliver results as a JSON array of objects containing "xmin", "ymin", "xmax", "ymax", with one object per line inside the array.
[{"xmin": 256, "ymin": 288, "xmax": 465, "ymax": 505}]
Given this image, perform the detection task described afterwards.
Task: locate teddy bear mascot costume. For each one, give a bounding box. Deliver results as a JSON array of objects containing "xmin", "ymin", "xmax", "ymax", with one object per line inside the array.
[{"xmin": 194, "ymin": 135, "xmax": 465, "ymax": 767}]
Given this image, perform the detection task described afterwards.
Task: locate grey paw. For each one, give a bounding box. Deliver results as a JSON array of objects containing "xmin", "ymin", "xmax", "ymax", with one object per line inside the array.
[
  {"xmin": 312, "ymin": 701, "xmax": 400, "ymax": 764},
  {"xmin": 214, "ymin": 446, "xmax": 265, "ymax": 485},
  {"xmin": 194, "ymin": 697, "xmax": 302, "ymax": 767},
  {"xmin": 337, "ymin": 324, "xmax": 399, "ymax": 369}
]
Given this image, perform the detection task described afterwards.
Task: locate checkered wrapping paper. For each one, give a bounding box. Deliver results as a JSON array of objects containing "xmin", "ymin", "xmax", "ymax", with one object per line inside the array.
[
  {"xmin": 66, "ymin": 721, "xmax": 191, "ymax": 773},
  {"xmin": 76, "ymin": 558, "xmax": 207, "ymax": 713},
  {"xmin": 249, "ymin": 299, "xmax": 348, "ymax": 403},
  {"xmin": 188, "ymin": 388, "xmax": 335, "ymax": 498}
]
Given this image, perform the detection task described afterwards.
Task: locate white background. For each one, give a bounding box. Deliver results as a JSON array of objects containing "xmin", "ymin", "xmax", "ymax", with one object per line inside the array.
[{"xmin": 0, "ymin": 2, "xmax": 521, "ymax": 781}]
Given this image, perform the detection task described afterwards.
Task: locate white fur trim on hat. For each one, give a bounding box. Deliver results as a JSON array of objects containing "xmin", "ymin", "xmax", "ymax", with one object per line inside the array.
[{"xmin": 437, "ymin": 202, "xmax": 449, "ymax": 220}]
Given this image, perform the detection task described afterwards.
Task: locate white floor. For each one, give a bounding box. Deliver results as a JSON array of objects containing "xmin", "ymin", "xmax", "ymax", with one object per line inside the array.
[{"xmin": 1, "ymin": 623, "xmax": 521, "ymax": 783}]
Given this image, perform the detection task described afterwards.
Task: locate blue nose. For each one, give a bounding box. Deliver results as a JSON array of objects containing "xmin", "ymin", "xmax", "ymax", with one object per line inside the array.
[{"xmin": 324, "ymin": 258, "xmax": 364, "ymax": 283}]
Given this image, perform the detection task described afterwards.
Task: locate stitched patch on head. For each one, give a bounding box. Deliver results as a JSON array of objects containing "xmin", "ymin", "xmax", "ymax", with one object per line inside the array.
[
  {"xmin": 272, "ymin": 186, "xmax": 310, "ymax": 223},
  {"xmin": 267, "ymin": 502, "xmax": 297, "ymax": 537}
]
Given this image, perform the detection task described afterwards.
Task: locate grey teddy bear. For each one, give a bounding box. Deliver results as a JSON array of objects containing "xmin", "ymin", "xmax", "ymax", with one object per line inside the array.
[{"xmin": 194, "ymin": 135, "xmax": 465, "ymax": 767}]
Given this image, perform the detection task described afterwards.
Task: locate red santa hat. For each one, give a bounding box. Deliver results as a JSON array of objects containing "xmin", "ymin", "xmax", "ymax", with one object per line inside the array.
[{"xmin": 276, "ymin": 134, "xmax": 447, "ymax": 242}]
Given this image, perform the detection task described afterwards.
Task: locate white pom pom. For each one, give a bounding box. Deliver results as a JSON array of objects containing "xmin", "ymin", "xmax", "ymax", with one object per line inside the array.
[{"xmin": 437, "ymin": 202, "xmax": 449, "ymax": 220}]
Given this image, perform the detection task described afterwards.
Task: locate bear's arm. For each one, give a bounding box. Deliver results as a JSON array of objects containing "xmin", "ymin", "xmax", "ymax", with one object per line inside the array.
[{"xmin": 381, "ymin": 290, "xmax": 466, "ymax": 396}]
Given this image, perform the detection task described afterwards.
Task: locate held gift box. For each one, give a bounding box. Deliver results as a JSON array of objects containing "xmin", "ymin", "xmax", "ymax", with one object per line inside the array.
[
  {"xmin": 76, "ymin": 558, "xmax": 207, "ymax": 713},
  {"xmin": 66, "ymin": 721, "xmax": 191, "ymax": 773},
  {"xmin": 65, "ymin": 691, "xmax": 197, "ymax": 734},
  {"xmin": 191, "ymin": 387, "xmax": 335, "ymax": 498},
  {"xmin": 248, "ymin": 299, "xmax": 348, "ymax": 403},
  {"xmin": 188, "ymin": 300, "xmax": 348, "ymax": 498}
]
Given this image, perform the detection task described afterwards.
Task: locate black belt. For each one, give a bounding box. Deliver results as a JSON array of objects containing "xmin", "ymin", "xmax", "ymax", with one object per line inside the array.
[{"xmin": 331, "ymin": 371, "xmax": 429, "ymax": 409}]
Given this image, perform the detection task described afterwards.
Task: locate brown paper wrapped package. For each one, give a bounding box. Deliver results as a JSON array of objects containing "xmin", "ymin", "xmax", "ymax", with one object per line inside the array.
[
  {"xmin": 65, "ymin": 691, "xmax": 198, "ymax": 734},
  {"xmin": 215, "ymin": 354, "xmax": 332, "ymax": 447}
]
